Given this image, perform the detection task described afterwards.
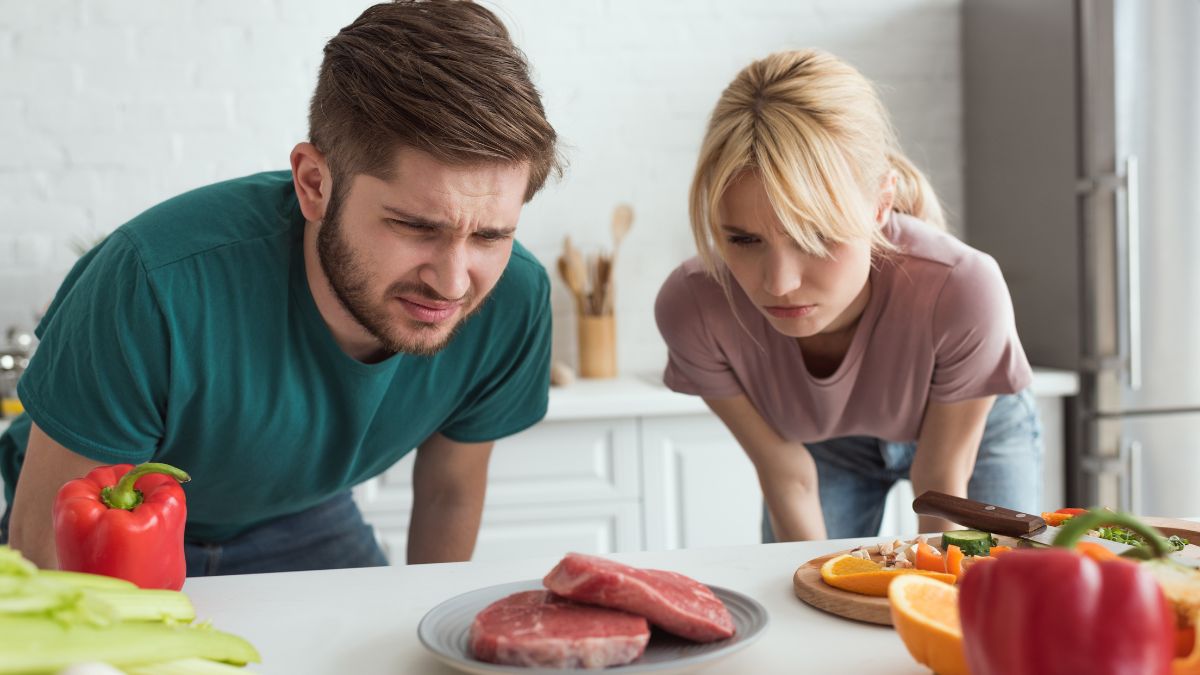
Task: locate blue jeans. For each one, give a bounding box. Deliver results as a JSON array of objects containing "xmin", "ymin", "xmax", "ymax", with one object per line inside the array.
[
  {"xmin": 762, "ymin": 389, "xmax": 1044, "ymax": 541},
  {"xmin": 184, "ymin": 491, "xmax": 389, "ymax": 576},
  {"xmin": 1, "ymin": 490, "xmax": 388, "ymax": 575}
]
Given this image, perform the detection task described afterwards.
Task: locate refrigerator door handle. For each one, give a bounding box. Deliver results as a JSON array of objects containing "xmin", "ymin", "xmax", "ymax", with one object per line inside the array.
[
  {"xmin": 1124, "ymin": 154, "xmax": 1143, "ymax": 391},
  {"xmin": 1128, "ymin": 439, "xmax": 1143, "ymax": 516},
  {"xmin": 1113, "ymin": 436, "xmax": 1133, "ymax": 513}
]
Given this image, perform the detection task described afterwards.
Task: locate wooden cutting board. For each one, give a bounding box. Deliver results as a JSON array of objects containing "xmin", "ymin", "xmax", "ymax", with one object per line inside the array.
[
  {"xmin": 792, "ymin": 550, "xmax": 896, "ymax": 626},
  {"xmin": 792, "ymin": 518, "xmax": 1200, "ymax": 626}
]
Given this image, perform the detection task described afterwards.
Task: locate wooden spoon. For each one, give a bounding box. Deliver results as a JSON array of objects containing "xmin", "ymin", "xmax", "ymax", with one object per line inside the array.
[
  {"xmin": 604, "ymin": 205, "xmax": 633, "ymax": 314},
  {"xmin": 611, "ymin": 204, "xmax": 634, "ymax": 258},
  {"xmin": 560, "ymin": 237, "xmax": 589, "ymax": 314}
]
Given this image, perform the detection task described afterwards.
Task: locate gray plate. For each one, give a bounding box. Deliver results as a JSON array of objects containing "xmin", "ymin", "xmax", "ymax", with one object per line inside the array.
[{"xmin": 417, "ymin": 579, "xmax": 769, "ymax": 674}]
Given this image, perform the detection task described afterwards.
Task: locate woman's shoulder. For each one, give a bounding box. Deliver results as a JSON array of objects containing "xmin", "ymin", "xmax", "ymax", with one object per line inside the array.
[
  {"xmin": 884, "ymin": 213, "xmax": 1006, "ymax": 289},
  {"xmin": 886, "ymin": 213, "xmax": 988, "ymax": 270}
]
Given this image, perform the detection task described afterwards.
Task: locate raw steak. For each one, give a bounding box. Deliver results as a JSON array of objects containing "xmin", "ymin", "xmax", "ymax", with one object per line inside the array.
[
  {"xmin": 469, "ymin": 590, "xmax": 650, "ymax": 669},
  {"xmin": 543, "ymin": 553, "xmax": 735, "ymax": 642}
]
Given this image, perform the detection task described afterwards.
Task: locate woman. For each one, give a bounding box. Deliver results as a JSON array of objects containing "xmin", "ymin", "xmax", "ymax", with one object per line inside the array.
[{"xmin": 655, "ymin": 49, "xmax": 1042, "ymax": 540}]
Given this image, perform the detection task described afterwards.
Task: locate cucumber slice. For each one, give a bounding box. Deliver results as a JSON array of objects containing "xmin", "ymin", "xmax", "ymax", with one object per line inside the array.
[{"xmin": 942, "ymin": 530, "xmax": 995, "ymax": 556}]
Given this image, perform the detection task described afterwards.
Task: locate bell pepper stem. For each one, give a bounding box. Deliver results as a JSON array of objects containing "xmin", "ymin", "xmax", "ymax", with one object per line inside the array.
[
  {"xmin": 1050, "ymin": 509, "xmax": 1173, "ymax": 561},
  {"xmin": 100, "ymin": 463, "xmax": 192, "ymax": 511}
]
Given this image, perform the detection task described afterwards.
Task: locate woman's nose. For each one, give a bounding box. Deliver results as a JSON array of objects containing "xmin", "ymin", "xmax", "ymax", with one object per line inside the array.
[{"xmin": 761, "ymin": 248, "xmax": 803, "ymax": 298}]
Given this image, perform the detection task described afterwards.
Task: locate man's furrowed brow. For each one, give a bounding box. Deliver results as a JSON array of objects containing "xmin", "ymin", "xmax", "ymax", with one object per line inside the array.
[
  {"xmin": 382, "ymin": 205, "xmax": 516, "ymax": 236},
  {"xmin": 381, "ymin": 206, "xmax": 450, "ymax": 230}
]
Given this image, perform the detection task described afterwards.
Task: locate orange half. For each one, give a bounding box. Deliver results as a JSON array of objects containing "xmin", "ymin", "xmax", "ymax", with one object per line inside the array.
[{"xmin": 888, "ymin": 574, "xmax": 970, "ymax": 675}]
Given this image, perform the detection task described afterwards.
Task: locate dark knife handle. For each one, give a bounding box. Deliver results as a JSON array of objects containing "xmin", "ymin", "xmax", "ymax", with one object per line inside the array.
[{"xmin": 912, "ymin": 491, "xmax": 1046, "ymax": 536}]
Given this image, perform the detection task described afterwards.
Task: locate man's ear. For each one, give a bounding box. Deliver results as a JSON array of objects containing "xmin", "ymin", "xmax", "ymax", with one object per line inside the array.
[
  {"xmin": 875, "ymin": 169, "xmax": 898, "ymax": 226},
  {"xmin": 290, "ymin": 142, "xmax": 333, "ymax": 223}
]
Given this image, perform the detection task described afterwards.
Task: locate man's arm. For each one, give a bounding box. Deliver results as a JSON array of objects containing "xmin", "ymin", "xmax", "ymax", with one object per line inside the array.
[
  {"xmin": 910, "ymin": 396, "xmax": 996, "ymax": 533},
  {"xmin": 406, "ymin": 432, "xmax": 493, "ymax": 564},
  {"xmin": 704, "ymin": 395, "xmax": 828, "ymax": 541},
  {"xmin": 9, "ymin": 422, "xmax": 105, "ymax": 568}
]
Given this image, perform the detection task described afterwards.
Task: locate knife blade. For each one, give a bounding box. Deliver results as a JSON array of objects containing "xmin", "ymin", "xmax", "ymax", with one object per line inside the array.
[{"xmin": 911, "ymin": 490, "xmax": 1200, "ymax": 567}]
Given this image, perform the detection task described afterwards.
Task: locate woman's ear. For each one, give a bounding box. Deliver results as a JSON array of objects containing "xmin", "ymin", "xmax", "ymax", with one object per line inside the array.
[
  {"xmin": 875, "ymin": 170, "xmax": 898, "ymax": 226},
  {"xmin": 290, "ymin": 142, "xmax": 333, "ymax": 223}
]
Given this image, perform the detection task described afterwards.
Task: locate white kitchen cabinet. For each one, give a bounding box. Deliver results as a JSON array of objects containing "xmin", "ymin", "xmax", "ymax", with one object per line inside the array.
[
  {"xmin": 352, "ymin": 417, "xmax": 644, "ymax": 564},
  {"xmin": 640, "ymin": 414, "xmax": 761, "ymax": 550},
  {"xmin": 355, "ymin": 370, "xmax": 1079, "ymax": 563}
]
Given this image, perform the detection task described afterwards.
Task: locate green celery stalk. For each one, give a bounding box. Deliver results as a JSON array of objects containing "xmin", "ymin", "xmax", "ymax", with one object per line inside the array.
[
  {"xmin": 0, "ymin": 616, "xmax": 261, "ymax": 674},
  {"xmin": 125, "ymin": 657, "xmax": 255, "ymax": 674},
  {"xmin": 85, "ymin": 587, "xmax": 196, "ymax": 623},
  {"xmin": 38, "ymin": 569, "xmax": 138, "ymax": 590}
]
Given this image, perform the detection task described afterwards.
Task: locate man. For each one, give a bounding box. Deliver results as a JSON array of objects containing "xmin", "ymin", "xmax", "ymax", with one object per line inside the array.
[{"xmin": 0, "ymin": 0, "xmax": 560, "ymax": 574}]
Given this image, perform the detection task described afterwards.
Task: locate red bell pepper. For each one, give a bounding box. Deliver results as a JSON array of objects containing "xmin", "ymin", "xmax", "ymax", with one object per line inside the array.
[
  {"xmin": 959, "ymin": 511, "xmax": 1176, "ymax": 675},
  {"xmin": 52, "ymin": 462, "xmax": 191, "ymax": 590}
]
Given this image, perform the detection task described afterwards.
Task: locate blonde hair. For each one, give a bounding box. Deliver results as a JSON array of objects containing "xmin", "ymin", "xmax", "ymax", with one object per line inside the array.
[{"xmin": 689, "ymin": 49, "xmax": 945, "ymax": 275}]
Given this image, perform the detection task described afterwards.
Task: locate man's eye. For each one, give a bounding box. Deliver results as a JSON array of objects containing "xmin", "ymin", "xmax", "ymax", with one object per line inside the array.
[
  {"xmin": 476, "ymin": 231, "xmax": 511, "ymax": 242},
  {"xmin": 389, "ymin": 219, "xmax": 433, "ymax": 232}
]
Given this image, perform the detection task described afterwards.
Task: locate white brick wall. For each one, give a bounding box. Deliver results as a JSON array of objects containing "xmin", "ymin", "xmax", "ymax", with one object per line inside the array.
[{"xmin": 0, "ymin": 0, "xmax": 962, "ymax": 375}]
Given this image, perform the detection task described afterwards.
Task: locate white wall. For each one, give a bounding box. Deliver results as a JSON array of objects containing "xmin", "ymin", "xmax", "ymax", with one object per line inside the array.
[{"xmin": 0, "ymin": 0, "xmax": 962, "ymax": 375}]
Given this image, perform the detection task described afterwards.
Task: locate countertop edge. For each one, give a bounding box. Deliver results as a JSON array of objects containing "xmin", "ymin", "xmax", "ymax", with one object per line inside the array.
[{"xmin": 545, "ymin": 368, "xmax": 1080, "ymax": 421}]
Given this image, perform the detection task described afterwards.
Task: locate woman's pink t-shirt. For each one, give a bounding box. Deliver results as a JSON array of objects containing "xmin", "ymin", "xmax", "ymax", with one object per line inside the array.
[{"xmin": 654, "ymin": 212, "xmax": 1033, "ymax": 443}]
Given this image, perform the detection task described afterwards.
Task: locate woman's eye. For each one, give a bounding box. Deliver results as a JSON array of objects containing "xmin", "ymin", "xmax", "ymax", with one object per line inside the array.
[{"xmin": 726, "ymin": 235, "xmax": 759, "ymax": 247}]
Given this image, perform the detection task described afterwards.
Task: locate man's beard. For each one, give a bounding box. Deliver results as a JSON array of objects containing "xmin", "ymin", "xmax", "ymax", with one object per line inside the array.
[{"xmin": 316, "ymin": 190, "xmax": 479, "ymax": 357}]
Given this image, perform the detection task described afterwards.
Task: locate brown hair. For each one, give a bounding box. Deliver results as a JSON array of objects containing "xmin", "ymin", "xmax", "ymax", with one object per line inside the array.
[{"xmin": 309, "ymin": 0, "xmax": 561, "ymax": 201}]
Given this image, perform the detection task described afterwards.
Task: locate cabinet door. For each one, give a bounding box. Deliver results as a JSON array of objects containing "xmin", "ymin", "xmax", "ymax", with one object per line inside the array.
[
  {"xmin": 369, "ymin": 501, "xmax": 642, "ymax": 564},
  {"xmin": 354, "ymin": 418, "xmax": 642, "ymax": 563},
  {"xmin": 641, "ymin": 415, "xmax": 761, "ymax": 550},
  {"xmin": 354, "ymin": 418, "xmax": 640, "ymax": 513}
]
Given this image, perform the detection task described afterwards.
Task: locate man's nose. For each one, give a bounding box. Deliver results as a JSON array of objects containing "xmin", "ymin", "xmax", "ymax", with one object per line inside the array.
[
  {"xmin": 761, "ymin": 247, "xmax": 802, "ymax": 298},
  {"xmin": 419, "ymin": 240, "xmax": 471, "ymax": 301}
]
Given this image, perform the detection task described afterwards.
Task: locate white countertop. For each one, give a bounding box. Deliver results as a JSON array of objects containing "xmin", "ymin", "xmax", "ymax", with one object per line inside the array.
[
  {"xmin": 181, "ymin": 514, "xmax": 1199, "ymax": 675},
  {"xmin": 547, "ymin": 368, "xmax": 1080, "ymax": 421},
  {"xmin": 184, "ymin": 538, "xmax": 923, "ymax": 675}
]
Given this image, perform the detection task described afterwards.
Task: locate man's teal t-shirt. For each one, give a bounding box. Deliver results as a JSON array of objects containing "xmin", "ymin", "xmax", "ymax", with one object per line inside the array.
[{"xmin": 0, "ymin": 171, "xmax": 551, "ymax": 541}]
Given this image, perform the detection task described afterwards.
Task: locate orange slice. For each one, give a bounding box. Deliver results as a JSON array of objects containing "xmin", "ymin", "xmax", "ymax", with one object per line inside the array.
[
  {"xmin": 888, "ymin": 574, "xmax": 970, "ymax": 675},
  {"xmin": 820, "ymin": 554, "xmax": 957, "ymax": 597}
]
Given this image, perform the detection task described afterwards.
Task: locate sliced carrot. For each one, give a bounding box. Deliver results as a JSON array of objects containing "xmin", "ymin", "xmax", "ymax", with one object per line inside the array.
[
  {"xmin": 916, "ymin": 538, "xmax": 946, "ymax": 573},
  {"xmin": 945, "ymin": 544, "xmax": 965, "ymax": 581},
  {"xmin": 1076, "ymin": 541, "xmax": 1121, "ymax": 562},
  {"xmin": 1041, "ymin": 512, "xmax": 1075, "ymax": 527},
  {"xmin": 989, "ymin": 545, "xmax": 1013, "ymax": 557}
]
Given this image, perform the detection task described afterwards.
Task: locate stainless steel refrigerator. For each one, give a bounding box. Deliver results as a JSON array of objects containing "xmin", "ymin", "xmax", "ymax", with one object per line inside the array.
[{"xmin": 964, "ymin": 0, "xmax": 1200, "ymax": 516}]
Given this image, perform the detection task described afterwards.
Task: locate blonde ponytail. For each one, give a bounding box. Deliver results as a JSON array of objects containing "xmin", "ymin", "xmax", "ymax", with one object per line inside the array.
[{"xmin": 888, "ymin": 152, "xmax": 946, "ymax": 231}]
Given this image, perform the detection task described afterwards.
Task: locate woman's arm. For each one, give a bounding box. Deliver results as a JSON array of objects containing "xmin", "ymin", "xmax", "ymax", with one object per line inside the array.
[
  {"xmin": 703, "ymin": 395, "xmax": 827, "ymax": 541},
  {"xmin": 910, "ymin": 396, "xmax": 996, "ymax": 533}
]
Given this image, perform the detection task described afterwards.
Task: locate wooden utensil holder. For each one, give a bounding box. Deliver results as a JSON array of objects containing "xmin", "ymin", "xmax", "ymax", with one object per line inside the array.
[{"xmin": 578, "ymin": 314, "xmax": 616, "ymax": 379}]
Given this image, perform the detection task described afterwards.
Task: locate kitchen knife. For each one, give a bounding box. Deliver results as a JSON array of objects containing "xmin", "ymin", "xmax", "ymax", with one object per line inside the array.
[{"xmin": 911, "ymin": 491, "xmax": 1200, "ymax": 568}]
